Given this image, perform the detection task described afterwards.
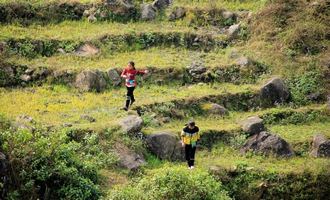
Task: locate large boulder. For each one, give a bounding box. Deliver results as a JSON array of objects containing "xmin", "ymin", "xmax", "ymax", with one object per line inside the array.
[
  {"xmin": 107, "ymin": 68, "xmax": 122, "ymax": 86},
  {"xmin": 226, "ymin": 23, "xmax": 240, "ymax": 39},
  {"xmin": 240, "ymin": 116, "xmax": 265, "ymax": 135},
  {"xmin": 114, "ymin": 143, "xmax": 145, "ymax": 170},
  {"xmin": 119, "ymin": 115, "xmax": 143, "ymax": 135},
  {"xmin": 169, "ymin": 7, "xmax": 186, "ymax": 21},
  {"xmin": 203, "ymin": 103, "xmax": 228, "ymax": 116},
  {"xmin": 75, "ymin": 43, "xmax": 100, "ymax": 57},
  {"xmin": 260, "ymin": 78, "xmax": 290, "ymax": 105},
  {"xmin": 146, "ymin": 132, "xmax": 184, "ymax": 161},
  {"xmin": 310, "ymin": 134, "xmax": 330, "ymax": 157},
  {"xmin": 152, "ymin": 0, "xmax": 172, "ymax": 10},
  {"xmin": 75, "ymin": 70, "xmax": 107, "ymax": 92},
  {"xmin": 141, "ymin": 4, "xmax": 157, "ymax": 21},
  {"xmin": 240, "ymin": 131, "xmax": 294, "ymax": 157},
  {"xmin": 186, "ymin": 61, "xmax": 208, "ymax": 82}
]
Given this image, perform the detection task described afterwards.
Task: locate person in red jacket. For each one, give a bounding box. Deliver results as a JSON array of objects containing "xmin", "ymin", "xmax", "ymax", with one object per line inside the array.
[{"xmin": 121, "ymin": 61, "xmax": 148, "ymax": 111}]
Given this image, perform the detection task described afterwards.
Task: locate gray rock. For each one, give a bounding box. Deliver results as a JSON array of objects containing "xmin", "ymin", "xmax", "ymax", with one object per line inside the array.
[
  {"xmin": 119, "ymin": 115, "xmax": 143, "ymax": 134},
  {"xmin": 114, "ymin": 143, "xmax": 145, "ymax": 170},
  {"xmin": 186, "ymin": 61, "xmax": 207, "ymax": 81},
  {"xmin": 169, "ymin": 7, "xmax": 186, "ymax": 21},
  {"xmin": 260, "ymin": 78, "xmax": 290, "ymax": 105},
  {"xmin": 208, "ymin": 103, "xmax": 228, "ymax": 116},
  {"xmin": 310, "ymin": 134, "xmax": 330, "ymax": 157},
  {"xmin": 1, "ymin": 66, "xmax": 15, "ymax": 79},
  {"xmin": 57, "ymin": 48, "xmax": 66, "ymax": 54},
  {"xmin": 75, "ymin": 70, "xmax": 107, "ymax": 92},
  {"xmin": 141, "ymin": 4, "xmax": 157, "ymax": 21},
  {"xmin": 0, "ymin": 42, "xmax": 6, "ymax": 53},
  {"xmin": 228, "ymin": 49, "xmax": 239, "ymax": 59},
  {"xmin": 75, "ymin": 43, "xmax": 100, "ymax": 57},
  {"xmin": 146, "ymin": 131, "xmax": 184, "ymax": 161},
  {"xmin": 240, "ymin": 116, "xmax": 265, "ymax": 135},
  {"xmin": 19, "ymin": 74, "xmax": 32, "ymax": 82},
  {"xmin": 13, "ymin": 115, "xmax": 35, "ymax": 131},
  {"xmin": 24, "ymin": 68, "xmax": 35, "ymax": 75},
  {"xmin": 236, "ymin": 56, "xmax": 252, "ymax": 67},
  {"xmin": 241, "ymin": 131, "xmax": 294, "ymax": 157},
  {"xmin": 107, "ymin": 68, "xmax": 122, "ymax": 86},
  {"xmin": 222, "ymin": 11, "xmax": 234, "ymax": 20},
  {"xmin": 153, "ymin": 0, "xmax": 172, "ymax": 10},
  {"xmin": 80, "ymin": 114, "xmax": 96, "ymax": 123},
  {"xmin": 88, "ymin": 14, "xmax": 97, "ymax": 23},
  {"xmin": 226, "ymin": 24, "xmax": 240, "ymax": 39}
]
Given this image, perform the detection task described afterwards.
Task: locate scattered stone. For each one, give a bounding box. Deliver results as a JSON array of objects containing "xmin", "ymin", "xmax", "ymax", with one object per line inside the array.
[
  {"xmin": 186, "ymin": 61, "xmax": 207, "ymax": 81},
  {"xmin": 222, "ymin": 11, "xmax": 235, "ymax": 20},
  {"xmin": 236, "ymin": 56, "xmax": 252, "ymax": 67},
  {"xmin": 209, "ymin": 165, "xmax": 231, "ymax": 183},
  {"xmin": 107, "ymin": 68, "xmax": 122, "ymax": 86},
  {"xmin": 0, "ymin": 42, "xmax": 6, "ymax": 53},
  {"xmin": 63, "ymin": 123, "xmax": 73, "ymax": 127},
  {"xmin": 19, "ymin": 74, "xmax": 32, "ymax": 82},
  {"xmin": 310, "ymin": 134, "xmax": 330, "ymax": 157},
  {"xmin": 240, "ymin": 116, "xmax": 265, "ymax": 135},
  {"xmin": 146, "ymin": 131, "xmax": 184, "ymax": 161},
  {"xmin": 80, "ymin": 114, "xmax": 96, "ymax": 123},
  {"xmin": 141, "ymin": 4, "xmax": 157, "ymax": 21},
  {"xmin": 240, "ymin": 131, "xmax": 294, "ymax": 157},
  {"xmin": 114, "ymin": 143, "xmax": 145, "ymax": 170},
  {"xmin": 24, "ymin": 68, "xmax": 35, "ymax": 75},
  {"xmin": 169, "ymin": 7, "xmax": 186, "ymax": 21},
  {"xmin": 228, "ymin": 49, "xmax": 239, "ymax": 59},
  {"xmin": 75, "ymin": 70, "xmax": 107, "ymax": 92},
  {"xmin": 57, "ymin": 48, "xmax": 66, "ymax": 54},
  {"xmin": 152, "ymin": 0, "xmax": 172, "ymax": 10},
  {"xmin": 205, "ymin": 103, "xmax": 228, "ymax": 116},
  {"xmin": 75, "ymin": 43, "xmax": 100, "ymax": 57},
  {"xmin": 260, "ymin": 78, "xmax": 290, "ymax": 105},
  {"xmin": 13, "ymin": 115, "xmax": 35, "ymax": 131},
  {"xmin": 53, "ymin": 70, "xmax": 75, "ymax": 84},
  {"xmin": 226, "ymin": 23, "xmax": 240, "ymax": 39},
  {"xmin": 306, "ymin": 92, "xmax": 321, "ymax": 102},
  {"xmin": 119, "ymin": 115, "xmax": 143, "ymax": 135},
  {"xmin": 88, "ymin": 14, "xmax": 97, "ymax": 23}
]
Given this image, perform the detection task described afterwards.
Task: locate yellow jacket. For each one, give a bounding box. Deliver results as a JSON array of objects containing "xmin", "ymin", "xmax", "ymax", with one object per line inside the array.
[{"xmin": 181, "ymin": 126, "xmax": 200, "ymax": 145}]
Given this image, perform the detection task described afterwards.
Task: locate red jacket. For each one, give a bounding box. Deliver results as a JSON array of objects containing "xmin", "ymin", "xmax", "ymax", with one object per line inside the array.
[{"xmin": 121, "ymin": 68, "xmax": 146, "ymax": 87}]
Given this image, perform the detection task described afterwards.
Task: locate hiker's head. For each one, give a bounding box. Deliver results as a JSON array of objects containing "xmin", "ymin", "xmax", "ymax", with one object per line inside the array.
[
  {"xmin": 187, "ymin": 120, "xmax": 195, "ymax": 129},
  {"xmin": 128, "ymin": 61, "xmax": 136, "ymax": 70}
]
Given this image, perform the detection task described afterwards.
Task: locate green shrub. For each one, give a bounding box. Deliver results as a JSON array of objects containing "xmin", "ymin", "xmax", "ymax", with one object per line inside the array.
[
  {"xmin": 287, "ymin": 69, "xmax": 325, "ymax": 106},
  {"xmin": 110, "ymin": 165, "xmax": 231, "ymax": 200},
  {"xmin": 0, "ymin": 129, "xmax": 103, "ymax": 200}
]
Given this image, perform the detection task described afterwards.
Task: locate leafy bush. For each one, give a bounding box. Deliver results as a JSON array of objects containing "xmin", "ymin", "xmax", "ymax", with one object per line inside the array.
[
  {"xmin": 0, "ymin": 129, "xmax": 104, "ymax": 200},
  {"xmin": 287, "ymin": 69, "xmax": 325, "ymax": 105},
  {"xmin": 110, "ymin": 165, "xmax": 231, "ymax": 200}
]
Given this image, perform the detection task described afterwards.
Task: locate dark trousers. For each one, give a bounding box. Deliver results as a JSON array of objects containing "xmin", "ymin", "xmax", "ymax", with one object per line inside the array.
[
  {"xmin": 185, "ymin": 144, "xmax": 196, "ymax": 167},
  {"xmin": 125, "ymin": 86, "xmax": 135, "ymax": 108}
]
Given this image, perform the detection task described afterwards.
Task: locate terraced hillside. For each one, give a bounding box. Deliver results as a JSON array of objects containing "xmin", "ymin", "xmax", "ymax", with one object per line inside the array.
[{"xmin": 0, "ymin": 0, "xmax": 329, "ymax": 200}]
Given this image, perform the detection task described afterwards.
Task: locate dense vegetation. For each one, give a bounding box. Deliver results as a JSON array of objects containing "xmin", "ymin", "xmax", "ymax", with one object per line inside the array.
[{"xmin": 0, "ymin": 0, "xmax": 329, "ymax": 199}]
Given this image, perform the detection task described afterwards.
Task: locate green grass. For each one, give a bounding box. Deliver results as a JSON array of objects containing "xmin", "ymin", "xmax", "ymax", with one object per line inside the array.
[
  {"xmin": 197, "ymin": 144, "xmax": 330, "ymax": 174},
  {"xmin": 6, "ymin": 47, "xmax": 237, "ymax": 71},
  {"xmin": 0, "ymin": 20, "xmax": 202, "ymax": 41},
  {"xmin": 270, "ymin": 121, "xmax": 330, "ymax": 144},
  {"xmin": 0, "ymin": 83, "xmax": 256, "ymax": 129},
  {"xmin": 0, "ymin": 0, "xmax": 100, "ymax": 5}
]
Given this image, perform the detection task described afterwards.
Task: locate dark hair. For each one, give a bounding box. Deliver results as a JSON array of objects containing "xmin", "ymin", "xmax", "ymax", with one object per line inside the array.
[{"xmin": 128, "ymin": 61, "xmax": 136, "ymax": 70}]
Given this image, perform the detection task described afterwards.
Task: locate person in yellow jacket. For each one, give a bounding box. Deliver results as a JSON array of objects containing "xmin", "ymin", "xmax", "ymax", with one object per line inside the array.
[{"xmin": 181, "ymin": 120, "xmax": 200, "ymax": 169}]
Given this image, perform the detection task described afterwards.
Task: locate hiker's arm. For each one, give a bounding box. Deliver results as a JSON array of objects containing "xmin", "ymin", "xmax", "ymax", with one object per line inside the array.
[
  {"xmin": 137, "ymin": 69, "xmax": 148, "ymax": 75},
  {"xmin": 180, "ymin": 131, "xmax": 185, "ymax": 146},
  {"xmin": 121, "ymin": 69, "xmax": 127, "ymax": 78}
]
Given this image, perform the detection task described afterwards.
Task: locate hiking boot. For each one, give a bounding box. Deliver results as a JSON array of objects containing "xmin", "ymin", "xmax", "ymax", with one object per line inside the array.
[{"xmin": 122, "ymin": 107, "xmax": 128, "ymax": 111}]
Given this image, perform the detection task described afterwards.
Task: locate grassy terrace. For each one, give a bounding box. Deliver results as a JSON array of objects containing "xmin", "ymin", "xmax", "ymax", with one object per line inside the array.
[
  {"xmin": 0, "ymin": 0, "xmax": 268, "ymax": 11},
  {"xmin": 0, "ymin": 83, "xmax": 257, "ymax": 129},
  {"xmin": 197, "ymin": 145, "xmax": 330, "ymax": 174},
  {"xmin": 0, "ymin": 21, "xmax": 201, "ymax": 41},
  {"xmin": 6, "ymin": 47, "xmax": 239, "ymax": 71}
]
